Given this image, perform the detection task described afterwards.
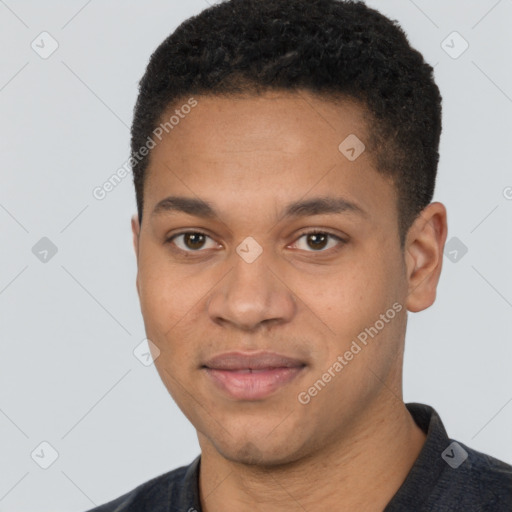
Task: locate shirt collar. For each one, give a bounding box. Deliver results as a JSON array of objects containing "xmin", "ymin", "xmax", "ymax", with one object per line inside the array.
[{"xmin": 384, "ymin": 402, "xmax": 449, "ymax": 510}]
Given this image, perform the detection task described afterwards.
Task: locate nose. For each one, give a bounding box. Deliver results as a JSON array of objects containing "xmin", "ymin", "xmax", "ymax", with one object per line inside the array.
[{"xmin": 206, "ymin": 247, "xmax": 297, "ymax": 332}]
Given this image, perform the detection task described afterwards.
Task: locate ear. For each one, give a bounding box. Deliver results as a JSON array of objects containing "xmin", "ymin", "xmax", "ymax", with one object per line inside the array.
[
  {"xmin": 131, "ymin": 214, "xmax": 140, "ymax": 261},
  {"xmin": 404, "ymin": 202, "xmax": 448, "ymax": 313},
  {"xmin": 131, "ymin": 214, "xmax": 141, "ymax": 299}
]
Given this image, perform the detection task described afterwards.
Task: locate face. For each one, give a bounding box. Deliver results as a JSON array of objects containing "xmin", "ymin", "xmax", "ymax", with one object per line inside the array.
[{"xmin": 131, "ymin": 90, "xmax": 443, "ymax": 466}]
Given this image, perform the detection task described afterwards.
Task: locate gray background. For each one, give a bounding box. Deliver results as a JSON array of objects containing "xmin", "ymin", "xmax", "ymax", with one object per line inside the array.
[{"xmin": 0, "ymin": 1, "xmax": 511, "ymax": 510}]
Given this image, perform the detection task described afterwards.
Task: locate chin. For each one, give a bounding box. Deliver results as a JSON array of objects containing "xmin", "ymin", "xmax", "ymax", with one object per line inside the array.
[{"xmin": 214, "ymin": 437, "xmax": 306, "ymax": 468}]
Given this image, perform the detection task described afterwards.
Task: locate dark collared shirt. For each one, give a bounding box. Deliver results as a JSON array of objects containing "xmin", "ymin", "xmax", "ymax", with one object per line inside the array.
[{"xmin": 85, "ymin": 403, "xmax": 512, "ymax": 511}]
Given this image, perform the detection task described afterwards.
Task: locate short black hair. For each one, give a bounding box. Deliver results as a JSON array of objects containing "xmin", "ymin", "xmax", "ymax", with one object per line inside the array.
[{"xmin": 131, "ymin": 0, "xmax": 442, "ymax": 247}]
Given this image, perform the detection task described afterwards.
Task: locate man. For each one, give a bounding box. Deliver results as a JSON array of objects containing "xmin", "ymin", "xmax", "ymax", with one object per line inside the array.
[{"xmin": 87, "ymin": 0, "xmax": 512, "ymax": 510}]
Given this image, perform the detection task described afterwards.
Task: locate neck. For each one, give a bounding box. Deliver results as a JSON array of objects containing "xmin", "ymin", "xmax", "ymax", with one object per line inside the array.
[{"xmin": 198, "ymin": 395, "xmax": 427, "ymax": 512}]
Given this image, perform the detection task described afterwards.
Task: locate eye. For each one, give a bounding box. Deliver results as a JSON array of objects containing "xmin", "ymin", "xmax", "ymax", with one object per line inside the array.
[
  {"xmin": 167, "ymin": 231, "xmax": 219, "ymax": 252},
  {"xmin": 290, "ymin": 230, "xmax": 345, "ymax": 252},
  {"xmin": 166, "ymin": 229, "xmax": 346, "ymax": 254}
]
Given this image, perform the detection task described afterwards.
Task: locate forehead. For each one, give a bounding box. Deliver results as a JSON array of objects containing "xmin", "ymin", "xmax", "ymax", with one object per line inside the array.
[
  {"xmin": 153, "ymin": 90, "xmax": 369, "ymax": 156},
  {"xmin": 144, "ymin": 91, "xmax": 397, "ymax": 229}
]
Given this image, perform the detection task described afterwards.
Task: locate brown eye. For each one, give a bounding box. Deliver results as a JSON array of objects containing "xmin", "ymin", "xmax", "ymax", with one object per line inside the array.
[
  {"xmin": 305, "ymin": 232, "xmax": 329, "ymax": 250},
  {"xmin": 168, "ymin": 232, "xmax": 217, "ymax": 252},
  {"xmin": 183, "ymin": 233, "xmax": 206, "ymax": 250},
  {"xmin": 292, "ymin": 230, "xmax": 345, "ymax": 252}
]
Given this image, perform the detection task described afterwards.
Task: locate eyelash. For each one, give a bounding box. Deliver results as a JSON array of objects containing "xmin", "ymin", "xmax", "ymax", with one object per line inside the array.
[{"xmin": 165, "ymin": 229, "xmax": 346, "ymax": 255}]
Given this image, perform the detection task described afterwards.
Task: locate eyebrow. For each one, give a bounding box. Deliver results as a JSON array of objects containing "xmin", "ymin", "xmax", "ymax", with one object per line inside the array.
[{"xmin": 151, "ymin": 195, "xmax": 368, "ymax": 221}]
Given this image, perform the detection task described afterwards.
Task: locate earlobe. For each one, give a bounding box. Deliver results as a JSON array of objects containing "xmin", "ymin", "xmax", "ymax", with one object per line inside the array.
[{"xmin": 404, "ymin": 202, "xmax": 448, "ymax": 313}]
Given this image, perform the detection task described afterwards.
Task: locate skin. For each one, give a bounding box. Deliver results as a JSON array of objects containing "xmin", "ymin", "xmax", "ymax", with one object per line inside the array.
[{"xmin": 131, "ymin": 90, "xmax": 448, "ymax": 511}]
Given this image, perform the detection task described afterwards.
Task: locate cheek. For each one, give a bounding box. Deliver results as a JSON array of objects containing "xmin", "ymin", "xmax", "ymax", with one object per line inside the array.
[
  {"xmin": 136, "ymin": 250, "xmax": 212, "ymax": 371},
  {"xmin": 321, "ymin": 264, "xmax": 378, "ymax": 327},
  {"xmin": 137, "ymin": 269, "xmax": 175, "ymax": 336},
  {"xmin": 137, "ymin": 247, "xmax": 198, "ymax": 329},
  {"xmin": 318, "ymin": 250, "xmax": 403, "ymax": 351}
]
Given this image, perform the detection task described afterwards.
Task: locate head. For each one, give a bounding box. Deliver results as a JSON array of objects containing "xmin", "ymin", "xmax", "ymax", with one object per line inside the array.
[{"xmin": 130, "ymin": 0, "xmax": 447, "ymax": 466}]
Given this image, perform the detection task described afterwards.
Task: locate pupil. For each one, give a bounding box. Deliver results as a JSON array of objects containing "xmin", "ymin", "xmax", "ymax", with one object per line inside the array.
[
  {"xmin": 308, "ymin": 233, "xmax": 327, "ymax": 250},
  {"xmin": 186, "ymin": 233, "xmax": 205, "ymax": 249}
]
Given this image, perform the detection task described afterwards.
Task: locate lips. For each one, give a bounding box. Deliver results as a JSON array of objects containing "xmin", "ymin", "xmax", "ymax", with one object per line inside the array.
[
  {"xmin": 202, "ymin": 351, "xmax": 306, "ymax": 400},
  {"xmin": 203, "ymin": 351, "xmax": 305, "ymax": 371}
]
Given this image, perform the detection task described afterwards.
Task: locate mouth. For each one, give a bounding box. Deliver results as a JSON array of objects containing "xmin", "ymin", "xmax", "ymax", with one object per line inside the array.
[{"xmin": 202, "ymin": 351, "xmax": 306, "ymax": 401}]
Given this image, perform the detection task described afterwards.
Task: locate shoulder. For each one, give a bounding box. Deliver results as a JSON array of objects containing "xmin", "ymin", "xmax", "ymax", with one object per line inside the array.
[
  {"xmin": 433, "ymin": 441, "xmax": 512, "ymax": 511},
  {"xmin": 393, "ymin": 404, "xmax": 512, "ymax": 511},
  {"xmin": 83, "ymin": 460, "xmax": 196, "ymax": 512}
]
